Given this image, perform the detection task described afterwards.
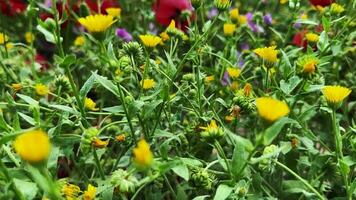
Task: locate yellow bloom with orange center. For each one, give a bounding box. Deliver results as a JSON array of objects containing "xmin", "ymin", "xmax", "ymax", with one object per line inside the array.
[
  {"xmin": 139, "ymin": 35, "xmax": 162, "ymax": 48},
  {"xmin": 83, "ymin": 184, "xmax": 96, "ymax": 200},
  {"xmin": 322, "ymin": 86, "xmax": 351, "ymax": 104},
  {"xmin": 230, "ymin": 8, "xmax": 239, "ymax": 21},
  {"xmin": 78, "ymin": 14, "xmax": 115, "ymax": 32},
  {"xmin": 256, "ymin": 97, "xmax": 290, "ymax": 122},
  {"xmin": 303, "ymin": 59, "xmax": 318, "ymax": 74},
  {"xmin": 13, "ymin": 130, "xmax": 51, "ymax": 163},
  {"xmin": 204, "ymin": 75, "xmax": 215, "ymax": 84},
  {"xmin": 61, "ymin": 183, "xmax": 81, "ymax": 200},
  {"xmin": 92, "ymin": 138, "xmax": 109, "ymax": 148},
  {"xmin": 133, "ymin": 139, "xmax": 153, "ymax": 167},
  {"xmin": 223, "ymin": 23, "xmax": 236, "ymax": 36},
  {"xmin": 330, "ymin": 3, "xmax": 345, "ymax": 14},
  {"xmin": 106, "ymin": 7, "xmax": 121, "ymax": 17},
  {"xmin": 12, "ymin": 83, "xmax": 23, "ymax": 91},
  {"xmin": 227, "ymin": 67, "xmax": 241, "ymax": 78},
  {"xmin": 200, "ymin": 120, "xmax": 224, "ymax": 139},
  {"xmin": 243, "ymin": 83, "xmax": 252, "ymax": 96},
  {"xmin": 0, "ymin": 32, "xmax": 9, "ymax": 44},
  {"xmin": 74, "ymin": 36, "xmax": 85, "ymax": 46},
  {"xmin": 25, "ymin": 32, "xmax": 35, "ymax": 43},
  {"xmin": 85, "ymin": 97, "xmax": 99, "ymax": 111},
  {"xmin": 142, "ymin": 79, "xmax": 156, "ymax": 90},
  {"xmin": 253, "ymin": 46, "xmax": 278, "ymax": 63},
  {"xmin": 305, "ymin": 33, "xmax": 319, "ymax": 42},
  {"xmin": 35, "ymin": 83, "xmax": 49, "ymax": 96}
]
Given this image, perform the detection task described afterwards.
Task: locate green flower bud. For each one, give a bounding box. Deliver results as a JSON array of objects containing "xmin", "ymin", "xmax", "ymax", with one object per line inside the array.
[
  {"xmin": 123, "ymin": 42, "xmax": 144, "ymax": 65},
  {"xmin": 214, "ymin": 0, "xmax": 231, "ymax": 11},
  {"xmin": 190, "ymin": 169, "xmax": 215, "ymax": 190},
  {"xmin": 81, "ymin": 127, "xmax": 99, "ymax": 153},
  {"xmin": 111, "ymin": 169, "xmax": 138, "ymax": 194}
]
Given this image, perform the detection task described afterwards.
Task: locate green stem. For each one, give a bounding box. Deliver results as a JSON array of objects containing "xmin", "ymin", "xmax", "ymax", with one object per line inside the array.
[
  {"xmin": 274, "ymin": 160, "xmax": 325, "ymax": 200},
  {"xmin": 93, "ymin": 149, "xmax": 105, "ymax": 180},
  {"xmin": 214, "ymin": 140, "xmax": 232, "ymax": 177}
]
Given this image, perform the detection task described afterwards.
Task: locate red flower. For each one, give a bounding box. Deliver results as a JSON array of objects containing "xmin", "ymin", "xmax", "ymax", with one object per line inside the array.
[
  {"xmin": 309, "ymin": 0, "xmax": 334, "ymax": 7},
  {"xmin": 85, "ymin": 0, "xmax": 119, "ymax": 14},
  {"xmin": 153, "ymin": 0, "xmax": 193, "ymax": 30},
  {"xmin": 293, "ymin": 30, "xmax": 308, "ymax": 49},
  {"xmin": 0, "ymin": 0, "xmax": 27, "ymax": 16}
]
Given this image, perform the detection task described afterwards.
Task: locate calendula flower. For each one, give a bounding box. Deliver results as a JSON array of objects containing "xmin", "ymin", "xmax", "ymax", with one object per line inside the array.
[
  {"xmin": 305, "ymin": 33, "xmax": 319, "ymax": 42},
  {"xmin": 25, "ymin": 32, "xmax": 35, "ymax": 43},
  {"xmin": 106, "ymin": 7, "xmax": 121, "ymax": 17},
  {"xmin": 133, "ymin": 139, "xmax": 153, "ymax": 167},
  {"xmin": 223, "ymin": 23, "xmax": 236, "ymax": 36},
  {"xmin": 330, "ymin": 3, "xmax": 344, "ymax": 14},
  {"xmin": 12, "ymin": 83, "xmax": 22, "ymax": 91},
  {"xmin": 35, "ymin": 83, "xmax": 49, "ymax": 96},
  {"xmin": 0, "ymin": 32, "xmax": 9, "ymax": 44},
  {"xmin": 61, "ymin": 183, "xmax": 81, "ymax": 200},
  {"xmin": 116, "ymin": 134, "xmax": 126, "ymax": 142},
  {"xmin": 227, "ymin": 67, "xmax": 241, "ymax": 78},
  {"xmin": 85, "ymin": 97, "xmax": 99, "ymax": 111},
  {"xmin": 13, "ymin": 130, "xmax": 51, "ymax": 163},
  {"xmin": 83, "ymin": 184, "xmax": 96, "ymax": 200},
  {"xmin": 322, "ymin": 86, "xmax": 351, "ymax": 104},
  {"xmin": 200, "ymin": 120, "xmax": 224, "ymax": 140},
  {"xmin": 5, "ymin": 42, "xmax": 14, "ymax": 49},
  {"xmin": 142, "ymin": 79, "xmax": 156, "ymax": 90},
  {"xmin": 256, "ymin": 97, "xmax": 290, "ymax": 122},
  {"xmin": 74, "ymin": 36, "xmax": 85, "ymax": 46},
  {"xmin": 297, "ymin": 55, "xmax": 319, "ymax": 74},
  {"xmin": 253, "ymin": 46, "xmax": 278, "ymax": 63},
  {"xmin": 78, "ymin": 14, "xmax": 115, "ymax": 33},
  {"xmin": 243, "ymin": 83, "xmax": 252, "ymax": 96},
  {"xmin": 139, "ymin": 35, "xmax": 162, "ymax": 48},
  {"xmin": 230, "ymin": 8, "xmax": 239, "ymax": 21},
  {"xmin": 92, "ymin": 138, "xmax": 109, "ymax": 148},
  {"xmin": 160, "ymin": 31, "xmax": 170, "ymax": 42}
]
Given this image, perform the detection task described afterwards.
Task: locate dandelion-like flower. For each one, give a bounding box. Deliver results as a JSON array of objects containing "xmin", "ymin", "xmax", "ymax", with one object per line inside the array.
[
  {"xmin": 0, "ymin": 32, "xmax": 9, "ymax": 44},
  {"xmin": 25, "ymin": 32, "xmax": 35, "ymax": 43},
  {"xmin": 298, "ymin": 55, "xmax": 319, "ymax": 74},
  {"xmin": 322, "ymin": 86, "xmax": 351, "ymax": 104},
  {"xmin": 13, "ymin": 130, "xmax": 51, "ymax": 163},
  {"xmin": 106, "ymin": 7, "xmax": 121, "ymax": 17},
  {"xmin": 330, "ymin": 3, "xmax": 344, "ymax": 14},
  {"xmin": 305, "ymin": 33, "xmax": 319, "ymax": 42},
  {"xmin": 142, "ymin": 79, "xmax": 156, "ymax": 90},
  {"xmin": 92, "ymin": 138, "xmax": 109, "ymax": 148},
  {"xmin": 78, "ymin": 14, "xmax": 115, "ymax": 33},
  {"xmin": 83, "ymin": 184, "xmax": 96, "ymax": 200},
  {"xmin": 74, "ymin": 36, "xmax": 85, "ymax": 46},
  {"xmin": 61, "ymin": 183, "xmax": 81, "ymax": 200},
  {"xmin": 35, "ymin": 83, "xmax": 49, "ymax": 96},
  {"xmin": 227, "ymin": 67, "xmax": 241, "ymax": 78},
  {"xmin": 139, "ymin": 34, "xmax": 162, "ymax": 48},
  {"xmin": 230, "ymin": 8, "xmax": 239, "ymax": 21},
  {"xmin": 12, "ymin": 83, "xmax": 23, "ymax": 92},
  {"xmin": 133, "ymin": 139, "xmax": 153, "ymax": 167},
  {"xmin": 200, "ymin": 120, "xmax": 224, "ymax": 140},
  {"xmin": 253, "ymin": 46, "xmax": 278, "ymax": 63},
  {"xmin": 85, "ymin": 97, "xmax": 99, "ymax": 111},
  {"xmin": 223, "ymin": 23, "xmax": 236, "ymax": 36},
  {"xmin": 256, "ymin": 97, "xmax": 290, "ymax": 122}
]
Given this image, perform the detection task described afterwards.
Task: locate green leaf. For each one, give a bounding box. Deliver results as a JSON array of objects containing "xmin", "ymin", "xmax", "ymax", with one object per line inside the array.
[
  {"xmin": 49, "ymin": 104, "xmax": 78, "ymax": 114},
  {"xmin": 36, "ymin": 24, "xmax": 61, "ymax": 44},
  {"xmin": 263, "ymin": 117, "xmax": 295, "ymax": 145},
  {"xmin": 14, "ymin": 179, "xmax": 38, "ymax": 200},
  {"xmin": 339, "ymin": 159, "xmax": 350, "ymax": 175},
  {"xmin": 231, "ymin": 144, "xmax": 246, "ymax": 177},
  {"xmin": 94, "ymin": 74, "xmax": 120, "ymax": 98},
  {"xmin": 16, "ymin": 94, "xmax": 38, "ymax": 105},
  {"xmin": 192, "ymin": 195, "xmax": 210, "ymax": 200},
  {"xmin": 213, "ymin": 184, "xmax": 233, "ymax": 200},
  {"xmin": 59, "ymin": 55, "xmax": 76, "ymax": 68},
  {"xmin": 172, "ymin": 164, "xmax": 189, "ymax": 181},
  {"xmin": 294, "ymin": 19, "xmax": 318, "ymax": 26},
  {"xmin": 280, "ymin": 76, "xmax": 302, "ymax": 95},
  {"xmin": 80, "ymin": 72, "xmax": 97, "ymax": 98},
  {"xmin": 18, "ymin": 112, "xmax": 36, "ymax": 126}
]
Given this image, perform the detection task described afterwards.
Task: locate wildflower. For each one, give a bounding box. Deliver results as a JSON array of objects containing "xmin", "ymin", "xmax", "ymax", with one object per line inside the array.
[
  {"xmin": 35, "ymin": 83, "xmax": 49, "ymax": 96},
  {"xmin": 133, "ymin": 139, "xmax": 153, "ymax": 167},
  {"xmin": 74, "ymin": 36, "xmax": 85, "ymax": 46},
  {"xmin": 116, "ymin": 28, "xmax": 133, "ymax": 42},
  {"xmin": 205, "ymin": 75, "xmax": 215, "ymax": 84},
  {"xmin": 85, "ymin": 97, "xmax": 99, "ymax": 111},
  {"xmin": 160, "ymin": 31, "xmax": 170, "ymax": 42},
  {"xmin": 12, "ymin": 83, "xmax": 23, "ymax": 91},
  {"xmin": 238, "ymin": 15, "xmax": 247, "ymax": 24},
  {"xmin": 200, "ymin": 120, "xmax": 224, "ymax": 140},
  {"xmin": 207, "ymin": 8, "xmax": 219, "ymax": 19},
  {"xmin": 305, "ymin": 33, "xmax": 319, "ymax": 42},
  {"xmin": 330, "ymin": 3, "xmax": 344, "ymax": 14},
  {"xmin": 243, "ymin": 83, "xmax": 252, "ymax": 96},
  {"xmin": 83, "ymin": 184, "xmax": 96, "ymax": 200},
  {"xmin": 5, "ymin": 42, "xmax": 13, "ymax": 49},
  {"xmin": 13, "ymin": 130, "xmax": 51, "ymax": 163},
  {"xmin": 214, "ymin": 0, "xmax": 231, "ymax": 11},
  {"xmin": 226, "ymin": 67, "xmax": 241, "ymax": 78},
  {"xmin": 142, "ymin": 79, "xmax": 156, "ymax": 90},
  {"xmin": 78, "ymin": 14, "xmax": 115, "ymax": 33},
  {"xmin": 81, "ymin": 127, "xmax": 99, "ymax": 153},
  {"xmin": 298, "ymin": 55, "xmax": 319, "ymax": 74},
  {"xmin": 92, "ymin": 138, "xmax": 109, "ymax": 148},
  {"xmin": 223, "ymin": 23, "xmax": 236, "ymax": 36},
  {"xmin": 25, "ymin": 32, "xmax": 35, "ymax": 43},
  {"xmin": 166, "ymin": 20, "xmax": 188, "ymax": 40},
  {"xmin": 309, "ymin": 0, "xmax": 334, "ymax": 7},
  {"xmin": 263, "ymin": 13, "xmax": 273, "ymax": 25},
  {"xmin": 230, "ymin": 8, "xmax": 239, "ymax": 21},
  {"xmin": 256, "ymin": 97, "xmax": 290, "ymax": 122},
  {"xmin": 61, "ymin": 183, "xmax": 81, "ymax": 200},
  {"xmin": 230, "ymin": 81, "xmax": 239, "ymax": 91},
  {"xmin": 0, "ymin": 32, "xmax": 9, "ymax": 44},
  {"xmin": 122, "ymin": 42, "xmax": 145, "ymax": 65},
  {"xmin": 116, "ymin": 134, "xmax": 126, "ymax": 142},
  {"xmin": 106, "ymin": 7, "xmax": 121, "ymax": 17},
  {"xmin": 139, "ymin": 35, "xmax": 162, "ymax": 48},
  {"xmin": 253, "ymin": 46, "xmax": 278, "ymax": 63},
  {"xmin": 225, "ymin": 115, "xmax": 235, "ymax": 123},
  {"xmin": 322, "ymin": 86, "xmax": 351, "ymax": 104}
]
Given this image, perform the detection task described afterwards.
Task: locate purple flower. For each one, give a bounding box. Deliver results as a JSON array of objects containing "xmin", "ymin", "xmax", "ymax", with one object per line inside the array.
[
  {"xmin": 236, "ymin": 51, "xmax": 245, "ymax": 68},
  {"xmin": 263, "ymin": 13, "xmax": 273, "ymax": 25},
  {"xmin": 246, "ymin": 12, "xmax": 254, "ymax": 22},
  {"xmin": 207, "ymin": 8, "xmax": 218, "ymax": 19},
  {"xmin": 240, "ymin": 43, "xmax": 250, "ymax": 51},
  {"xmin": 221, "ymin": 71, "xmax": 230, "ymax": 86},
  {"xmin": 246, "ymin": 12, "xmax": 264, "ymax": 33},
  {"xmin": 116, "ymin": 28, "xmax": 133, "ymax": 42}
]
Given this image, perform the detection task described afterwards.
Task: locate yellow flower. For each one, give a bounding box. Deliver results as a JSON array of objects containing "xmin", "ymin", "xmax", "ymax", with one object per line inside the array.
[
  {"xmin": 230, "ymin": 8, "xmax": 239, "ymax": 21},
  {"xmin": 204, "ymin": 75, "xmax": 215, "ymax": 84},
  {"xmin": 6, "ymin": 42, "xmax": 14, "ymax": 49},
  {"xmin": 92, "ymin": 138, "xmax": 109, "ymax": 148},
  {"xmin": 200, "ymin": 120, "xmax": 224, "ymax": 139},
  {"xmin": 133, "ymin": 139, "xmax": 153, "ymax": 167},
  {"xmin": 230, "ymin": 81, "xmax": 239, "ymax": 91},
  {"xmin": 227, "ymin": 67, "xmax": 241, "ymax": 78},
  {"xmin": 280, "ymin": 0, "xmax": 288, "ymax": 4},
  {"xmin": 85, "ymin": 97, "xmax": 99, "ymax": 111},
  {"xmin": 256, "ymin": 97, "xmax": 290, "ymax": 122},
  {"xmin": 35, "ymin": 83, "xmax": 49, "ymax": 96},
  {"xmin": 78, "ymin": 14, "xmax": 115, "ymax": 33},
  {"xmin": 13, "ymin": 130, "xmax": 51, "ymax": 163},
  {"xmin": 83, "ymin": 184, "xmax": 96, "ymax": 200},
  {"xmin": 300, "ymin": 13, "xmax": 308, "ymax": 20},
  {"xmin": 225, "ymin": 115, "xmax": 235, "ymax": 123},
  {"xmin": 160, "ymin": 31, "xmax": 170, "ymax": 42},
  {"xmin": 74, "ymin": 36, "xmax": 85, "ymax": 46},
  {"xmin": 115, "ymin": 134, "xmax": 126, "ymax": 142},
  {"xmin": 322, "ymin": 86, "xmax": 351, "ymax": 104},
  {"xmin": 330, "ymin": 3, "xmax": 345, "ymax": 14},
  {"xmin": 305, "ymin": 33, "xmax": 319, "ymax": 42},
  {"xmin": 238, "ymin": 15, "xmax": 247, "ymax": 24},
  {"xmin": 0, "ymin": 32, "xmax": 9, "ymax": 44},
  {"xmin": 12, "ymin": 83, "xmax": 23, "ymax": 91},
  {"xmin": 139, "ymin": 35, "xmax": 162, "ymax": 48},
  {"xmin": 253, "ymin": 46, "xmax": 278, "ymax": 63},
  {"xmin": 223, "ymin": 23, "xmax": 236, "ymax": 36},
  {"xmin": 303, "ymin": 59, "xmax": 318, "ymax": 74},
  {"xmin": 25, "ymin": 32, "xmax": 35, "ymax": 43},
  {"xmin": 62, "ymin": 183, "xmax": 81, "ymax": 200},
  {"xmin": 168, "ymin": 19, "xmax": 176, "ymax": 29},
  {"xmin": 142, "ymin": 79, "xmax": 156, "ymax": 90},
  {"xmin": 106, "ymin": 7, "xmax": 121, "ymax": 17}
]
